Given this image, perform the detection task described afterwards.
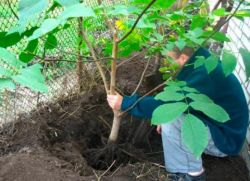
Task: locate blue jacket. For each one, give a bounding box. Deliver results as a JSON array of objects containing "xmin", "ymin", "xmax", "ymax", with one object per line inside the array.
[{"xmin": 121, "ymin": 48, "xmax": 249, "ymax": 155}]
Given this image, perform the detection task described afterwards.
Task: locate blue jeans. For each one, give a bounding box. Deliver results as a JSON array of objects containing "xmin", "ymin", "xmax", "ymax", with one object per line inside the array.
[{"xmin": 161, "ymin": 114, "xmax": 227, "ymax": 173}]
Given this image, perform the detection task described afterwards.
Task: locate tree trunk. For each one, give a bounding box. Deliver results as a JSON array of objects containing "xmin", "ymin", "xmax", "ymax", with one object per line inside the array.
[
  {"xmin": 77, "ymin": 17, "xmax": 84, "ymax": 92},
  {"xmin": 108, "ymin": 32, "xmax": 121, "ymax": 144},
  {"xmin": 108, "ymin": 110, "xmax": 121, "ymax": 143}
]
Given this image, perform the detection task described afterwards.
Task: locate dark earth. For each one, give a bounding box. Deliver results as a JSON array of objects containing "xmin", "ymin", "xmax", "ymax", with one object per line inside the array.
[{"xmin": 0, "ymin": 55, "xmax": 249, "ymax": 181}]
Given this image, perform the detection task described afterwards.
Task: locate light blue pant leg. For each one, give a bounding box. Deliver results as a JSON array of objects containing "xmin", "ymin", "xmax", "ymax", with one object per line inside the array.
[{"xmin": 161, "ymin": 114, "xmax": 226, "ymax": 173}]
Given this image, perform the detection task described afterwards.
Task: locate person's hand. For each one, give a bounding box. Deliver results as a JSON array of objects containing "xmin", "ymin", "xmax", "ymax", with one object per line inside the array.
[
  {"xmin": 156, "ymin": 125, "xmax": 161, "ymax": 135},
  {"xmin": 107, "ymin": 93, "xmax": 123, "ymax": 111}
]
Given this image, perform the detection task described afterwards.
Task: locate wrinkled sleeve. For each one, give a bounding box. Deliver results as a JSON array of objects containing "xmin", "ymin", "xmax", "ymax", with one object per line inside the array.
[{"xmin": 121, "ymin": 94, "xmax": 164, "ymax": 119}]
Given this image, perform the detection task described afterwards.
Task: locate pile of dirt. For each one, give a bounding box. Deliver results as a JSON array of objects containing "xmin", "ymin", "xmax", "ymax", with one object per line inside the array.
[{"xmin": 0, "ymin": 57, "xmax": 249, "ymax": 181}]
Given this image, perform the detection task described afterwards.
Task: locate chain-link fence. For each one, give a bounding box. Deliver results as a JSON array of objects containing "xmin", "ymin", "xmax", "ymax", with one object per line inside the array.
[
  {"xmin": 225, "ymin": 17, "xmax": 250, "ymax": 141},
  {"xmin": 0, "ymin": 0, "xmax": 124, "ymax": 126}
]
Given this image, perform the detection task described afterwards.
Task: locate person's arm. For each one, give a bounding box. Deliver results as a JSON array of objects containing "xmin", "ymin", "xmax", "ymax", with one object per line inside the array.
[{"xmin": 107, "ymin": 93, "xmax": 164, "ymax": 119}]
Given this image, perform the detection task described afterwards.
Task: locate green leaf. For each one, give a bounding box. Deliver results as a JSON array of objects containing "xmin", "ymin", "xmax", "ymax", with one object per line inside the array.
[
  {"xmin": 58, "ymin": 3, "xmax": 96, "ymax": 20},
  {"xmin": 212, "ymin": 8, "xmax": 227, "ymax": 16},
  {"xmin": 54, "ymin": 0, "xmax": 79, "ymax": 7},
  {"xmin": 182, "ymin": 114, "xmax": 208, "ymax": 157},
  {"xmin": 109, "ymin": 5, "xmax": 140, "ymax": 15},
  {"xmin": 45, "ymin": 34, "xmax": 57, "ymax": 49},
  {"xmin": 182, "ymin": 86, "xmax": 198, "ymax": 93},
  {"xmin": 187, "ymin": 93, "xmax": 213, "ymax": 103},
  {"xmin": 190, "ymin": 15, "xmax": 207, "ymax": 30},
  {"xmin": 155, "ymin": 91, "xmax": 185, "ymax": 102},
  {"xmin": 0, "ymin": 32, "xmax": 22, "ymax": 48},
  {"xmin": 175, "ymin": 38, "xmax": 186, "ymax": 51},
  {"xmin": 19, "ymin": 39, "xmax": 39, "ymax": 63},
  {"xmin": 204, "ymin": 55, "xmax": 218, "ymax": 74},
  {"xmin": 134, "ymin": 0, "xmax": 177, "ymax": 10},
  {"xmin": 167, "ymin": 81, "xmax": 187, "ymax": 87},
  {"xmin": 28, "ymin": 19, "xmax": 61, "ymax": 41},
  {"xmin": 185, "ymin": 28, "xmax": 204, "ymax": 45},
  {"xmin": 202, "ymin": 31, "xmax": 230, "ymax": 42},
  {"xmin": 128, "ymin": 16, "xmax": 156, "ymax": 29},
  {"xmin": 13, "ymin": 64, "xmax": 48, "ymax": 93},
  {"xmin": 239, "ymin": 48, "xmax": 250, "ymax": 80},
  {"xmin": 0, "ymin": 48, "xmax": 24, "ymax": 67},
  {"xmin": 19, "ymin": 0, "xmax": 48, "ymax": 26},
  {"xmin": 152, "ymin": 102, "xmax": 188, "ymax": 125},
  {"xmin": 164, "ymin": 84, "xmax": 182, "ymax": 92},
  {"xmin": 234, "ymin": 10, "xmax": 250, "ymax": 17},
  {"xmin": 0, "ymin": 79, "xmax": 16, "ymax": 91},
  {"xmin": 221, "ymin": 51, "xmax": 237, "ymax": 77},
  {"xmin": 190, "ymin": 102, "xmax": 230, "ymax": 123},
  {"xmin": 194, "ymin": 56, "xmax": 206, "ymax": 69},
  {"xmin": 189, "ymin": 28, "xmax": 203, "ymax": 38}
]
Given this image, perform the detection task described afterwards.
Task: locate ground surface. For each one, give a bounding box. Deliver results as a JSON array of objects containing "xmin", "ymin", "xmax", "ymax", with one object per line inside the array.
[{"xmin": 0, "ymin": 56, "xmax": 249, "ymax": 181}]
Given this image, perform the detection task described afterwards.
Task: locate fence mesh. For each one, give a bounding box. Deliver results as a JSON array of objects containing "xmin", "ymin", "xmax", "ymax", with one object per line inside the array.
[{"xmin": 0, "ymin": 0, "xmax": 124, "ymax": 126}]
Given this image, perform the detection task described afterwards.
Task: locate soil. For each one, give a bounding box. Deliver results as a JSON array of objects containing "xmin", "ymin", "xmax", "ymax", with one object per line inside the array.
[{"xmin": 0, "ymin": 56, "xmax": 249, "ymax": 181}]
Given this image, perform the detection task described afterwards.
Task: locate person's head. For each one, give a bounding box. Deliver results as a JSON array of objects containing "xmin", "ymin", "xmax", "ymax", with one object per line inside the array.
[{"xmin": 167, "ymin": 47, "xmax": 194, "ymax": 66}]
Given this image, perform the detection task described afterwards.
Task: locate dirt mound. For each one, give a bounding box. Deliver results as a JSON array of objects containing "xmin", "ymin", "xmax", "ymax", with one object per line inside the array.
[{"xmin": 0, "ymin": 58, "xmax": 249, "ymax": 181}]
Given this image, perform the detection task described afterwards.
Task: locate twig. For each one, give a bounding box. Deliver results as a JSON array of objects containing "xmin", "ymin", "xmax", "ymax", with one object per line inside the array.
[
  {"xmin": 77, "ymin": 17, "xmax": 84, "ymax": 91},
  {"xmin": 214, "ymin": 0, "xmax": 234, "ymax": 30},
  {"xmin": 98, "ymin": 116, "xmax": 111, "ymax": 129},
  {"xmin": 96, "ymin": 160, "xmax": 116, "ymax": 181},
  {"xmin": 117, "ymin": 0, "xmax": 157, "ymax": 44},
  {"xmin": 132, "ymin": 57, "xmax": 151, "ymax": 95},
  {"xmin": 97, "ymin": 0, "xmax": 116, "ymax": 34},
  {"xmin": 119, "ymin": 78, "xmax": 170, "ymax": 116},
  {"xmin": 212, "ymin": 0, "xmax": 223, "ymax": 11},
  {"xmin": 149, "ymin": 162, "xmax": 165, "ymax": 169},
  {"xmin": 121, "ymin": 148, "xmax": 165, "ymax": 170},
  {"xmin": 44, "ymin": 41, "xmax": 89, "ymax": 59},
  {"xmin": 203, "ymin": 0, "xmax": 244, "ymax": 45},
  {"xmin": 82, "ymin": 30, "xmax": 109, "ymax": 93},
  {"xmin": 110, "ymin": 164, "xmax": 122, "ymax": 176},
  {"xmin": 40, "ymin": 59, "xmax": 99, "ymax": 63},
  {"xmin": 117, "ymin": 52, "xmax": 144, "ymax": 68},
  {"xmin": 23, "ymin": 50, "xmax": 110, "ymax": 63}
]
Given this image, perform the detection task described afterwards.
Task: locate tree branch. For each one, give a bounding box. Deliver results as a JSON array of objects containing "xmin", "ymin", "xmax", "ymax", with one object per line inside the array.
[
  {"xmin": 212, "ymin": 0, "xmax": 223, "ymax": 11},
  {"xmin": 110, "ymin": 32, "xmax": 119, "ymax": 94},
  {"xmin": 82, "ymin": 30, "xmax": 109, "ymax": 93},
  {"xmin": 132, "ymin": 57, "xmax": 151, "ymax": 95},
  {"xmin": 203, "ymin": 0, "xmax": 244, "ymax": 45},
  {"xmin": 97, "ymin": 0, "xmax": 116, "ymax": 34},
  {"xmin": 117, "ymin": 52, "xmax": 144, "ymax": 68},
  {"xmin": 77, "ymin": 17, "xmax": 84, "ymax": 91},
  {"xmin": 117, "ymin": 0, "xmax": 157, "ymax": 44},
  {"xmin": 119, "ymin": 78, "xmax": 171, "ymax": 116},
  {"xmin": 214, "ymin": 0, "xmax": 234, "ymax": 30}
]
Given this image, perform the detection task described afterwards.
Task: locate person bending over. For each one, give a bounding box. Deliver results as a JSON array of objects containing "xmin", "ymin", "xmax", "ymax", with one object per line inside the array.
[{"xmin": 107, "ymin": 47, "xmax": 249, "ymax": 181}]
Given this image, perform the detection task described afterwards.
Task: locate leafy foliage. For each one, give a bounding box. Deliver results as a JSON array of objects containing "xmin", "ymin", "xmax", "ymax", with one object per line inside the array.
[
  {"xmin": 18, "ymin": 0, "xmax": 48, "ymax": 33},
  {"xmin": 152, "ymin": 80, "xmax": 230, "ymax": 156},
  {"xmin": 239, "ymin": 48, "xmax": 250, "ymax": 81},
  {"xmin": 182, "ymin": 114, "xmax": 208, "ymax": 157},
  {"xmin": 19, "ymin": 40, "xmax": 39, "ymax": 63},
  {"xmin": 190, "ymin": 102, "xmax": 230, "ymax": 123},
  {"xmin": 0, "ymin": 48, "xmax": 47, "ymax": 93},
  {"xmin": 152, "ymin": 102, "xmax": 188, "ymax": 125},
  {"xmin": 221, "ymin": 51, "xmax": 237, "ymax": 77}
]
